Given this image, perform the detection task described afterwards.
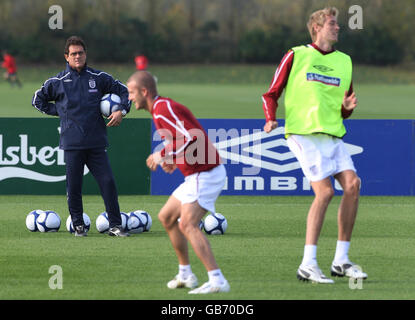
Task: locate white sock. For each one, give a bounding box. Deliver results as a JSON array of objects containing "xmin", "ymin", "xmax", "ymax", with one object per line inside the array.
[
  {"xmin": 333, "ymin": 240, "xmax": 350, "ymax": 264},
  {"xmin": 178, "ymin": 264, "xmax": 192, "ymax": 280},
  {"xmin": 301, "ymin": 244, "xmax": 318, "ymax": 267},
  {"xmin": 208, "ymin": 269, "xmax": 225, "ymax": 286}
]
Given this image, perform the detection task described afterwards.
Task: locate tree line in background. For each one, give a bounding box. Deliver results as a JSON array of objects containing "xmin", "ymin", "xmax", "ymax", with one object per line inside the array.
[{"xmin": 0, "ymin": 0, "xmax": 413, "ymax": 66}]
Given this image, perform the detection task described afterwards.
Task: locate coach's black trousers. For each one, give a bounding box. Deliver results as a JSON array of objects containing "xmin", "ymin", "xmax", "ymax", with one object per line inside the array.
[{"xmin": 64, "ymin": 148, "xmax": 122, "ymax": 228}]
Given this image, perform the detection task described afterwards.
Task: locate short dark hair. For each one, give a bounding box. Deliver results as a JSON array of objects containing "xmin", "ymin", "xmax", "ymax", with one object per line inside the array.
[
  {"xmin": 64, "ymin": 36, "xmax": 87, "ymax": 55},
  {"xmin": 128, "ymin": 71, "xmax": 158, "ymax": 97}
]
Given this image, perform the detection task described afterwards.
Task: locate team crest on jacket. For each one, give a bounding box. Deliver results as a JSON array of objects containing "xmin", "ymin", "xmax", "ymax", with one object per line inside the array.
[{"xmin": 88, "ymin": 79, "xmax": 96, "ymax": 89}]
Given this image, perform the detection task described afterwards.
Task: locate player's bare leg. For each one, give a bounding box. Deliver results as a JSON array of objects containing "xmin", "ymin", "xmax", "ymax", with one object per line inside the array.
[
  {"xmin": 306, "ymin": 178, "xmax": 334, "ymax": 245},
  {"xmin": 158, "ymin": 195, "xmax": 188, "ymax": 265},
  {"xmin": 179, "ymin": 201, "xmax": 219, "ymax": 271},
  {"xmin": 180, "ymin": 200, "xmax": 230, "ymax": 294},
  {"xmin": 159, "ymin": 196, "xmax": 199, "ymax": 289},
  {"xmin": 330, "ymin": 170, "xmax": 367, "ymax": 279},
  {"xmin": 334, "ymin": 170, "xmax": 360, "ymax": 241},
  {"xmin": 4, "ymin": 72, "xmax": 11, "ymax": 84},
  {"xmin": 10, "ymin": 74, "xmax": 22, "ymax": 87},
  {"xmin": 297, "ymin": 177, "xmax": 335, "ymax": 283}
]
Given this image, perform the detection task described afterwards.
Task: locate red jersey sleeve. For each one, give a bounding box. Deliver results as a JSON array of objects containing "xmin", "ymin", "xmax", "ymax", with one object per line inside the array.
[{"xmin": 262, "ymin": 50, "xmax": 294, "ymax": 122}]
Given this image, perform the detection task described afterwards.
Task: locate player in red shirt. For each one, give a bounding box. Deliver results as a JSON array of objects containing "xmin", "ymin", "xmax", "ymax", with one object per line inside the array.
[
  {"xmin": 127, "ymin": 70, "xmax": 230, "ymax": 294},
  {"xmin": 134, "ymin": 54, "xmax": 149, "ymax": 71},
  {"xmin": 1, "ymin": 50, "xmax": 22, "ymax": 87}
]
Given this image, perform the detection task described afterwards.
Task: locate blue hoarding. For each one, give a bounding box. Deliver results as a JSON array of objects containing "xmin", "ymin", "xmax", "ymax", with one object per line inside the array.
[{"xmin": 151, "ymin": 120, "xmax": 415, "ymax": 196}]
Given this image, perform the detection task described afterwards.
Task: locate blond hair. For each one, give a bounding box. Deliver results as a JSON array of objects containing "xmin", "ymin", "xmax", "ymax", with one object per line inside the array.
[{"xmin": 307, "ymin": 7, "xmax": 339, "ymax": 42}]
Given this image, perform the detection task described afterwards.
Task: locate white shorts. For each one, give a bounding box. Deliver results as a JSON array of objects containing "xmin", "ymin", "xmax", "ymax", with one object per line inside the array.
[
  {"xmin": 172, "ymin": 164, "xmax": 226, "ymax": 213},
  {"xmin": 286, "ymin": 134, "xmax": 356, "ymax": 182}
]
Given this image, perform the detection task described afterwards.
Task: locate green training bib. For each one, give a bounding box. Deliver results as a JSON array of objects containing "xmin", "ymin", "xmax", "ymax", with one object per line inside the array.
[{"xmin": 284, "ymin": 45, "xmax": 352, "ymax": 138}]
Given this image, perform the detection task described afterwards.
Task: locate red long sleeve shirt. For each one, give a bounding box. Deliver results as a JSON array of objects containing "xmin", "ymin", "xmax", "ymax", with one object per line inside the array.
[
  {"xmin": 1, "ymin": 54, "xmax": 17, "ymax": 74},
  {"xmin": 262, "ymin": 43, "xmax": 354, "ymax": 122},
  {"xmin": 135, "ymin": 55, "xmax": 148, "ymax": 71},
  {"xmin": 151, "ymin": 96, "xmax": 220, "ymax": 177}
]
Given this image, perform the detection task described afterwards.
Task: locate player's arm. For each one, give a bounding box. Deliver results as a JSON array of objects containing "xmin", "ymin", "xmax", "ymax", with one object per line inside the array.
[
  {"xmin": 341, "ymin": 82, "xmax": 356, "ymax": 118},
  {"xmin": 146, "ymin": 151, "xmax": 177, "ymax": 173},
  {"xmin": 160, "ymin": 162, "xmax": 177, "ymax": 174},
  {"xmin": 32, "ymin": 79, "xmax": 59, "ymax": 116},
  {"xmin": 262, "ymin": 50, "xmax": 293, "ymax": 133},
  {"xmin": 2, "ymin": 56, "xmax": 11, "ymax": 69}
]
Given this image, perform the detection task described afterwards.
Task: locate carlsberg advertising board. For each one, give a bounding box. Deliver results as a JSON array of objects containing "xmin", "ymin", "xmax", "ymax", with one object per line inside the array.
[{"xmin": 0, "ymin": 118, "xmax": 150, "ymax": 195}]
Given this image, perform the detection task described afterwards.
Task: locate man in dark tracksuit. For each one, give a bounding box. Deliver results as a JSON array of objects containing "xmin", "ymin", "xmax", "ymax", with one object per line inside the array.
[{"xmin": 32, "ymin": 36, "xmax": 130, "ymax": 237}]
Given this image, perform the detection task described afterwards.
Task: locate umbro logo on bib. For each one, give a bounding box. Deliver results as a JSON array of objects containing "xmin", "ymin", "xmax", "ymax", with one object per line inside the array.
[{"xmin": 313, "ymin": 65, "xmax": 334, "ymax": 72}]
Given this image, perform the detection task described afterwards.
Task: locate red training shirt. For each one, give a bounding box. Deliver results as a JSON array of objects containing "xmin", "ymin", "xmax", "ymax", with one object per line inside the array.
[
  {"xmin": 2, "ymin": 54, "xmax": 17, "ymax": 74},
  {"xmin": 135, "ymin": 55, "xmax": 148, "ymax": 71},
  {"xmin": 151, "ymin": 96, "xmax": 221, "ymax": 177}
]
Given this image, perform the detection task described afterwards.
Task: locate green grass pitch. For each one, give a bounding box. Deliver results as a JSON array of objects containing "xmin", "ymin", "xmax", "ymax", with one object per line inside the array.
[
  {"xmin": 0, "ymin": 64, "xmax": 414, "ymax": 301},
  {"xmin": 1, "ymin": 195, "xmax": 415, "ymax": 300},
  {"xmin": 0, "ymin": 64, "xmax": 414, "ymax": 119}
]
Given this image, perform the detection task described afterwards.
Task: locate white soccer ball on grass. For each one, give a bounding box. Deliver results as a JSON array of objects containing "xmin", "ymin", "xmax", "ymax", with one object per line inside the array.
[
  {"xmin": 134, "ymin": 210, "xmax": 152, "ymax": 232},
  {"xmin": 95, "ymin": 211, "xmax": 128, "ymax": 233},
  {"xmin": 127, "ymin": 211, "xmax": 146, "ymax": 234},
  {"xmin": 36, "ymin": 210, "xmax": 61, "ymax": 232},
  {"xmin": 66, "ymin": 213, "xmax": 91, "ymax": 233},
  {"xmin": 26, "ymin": 209, "xmax": 43, "ymax": 232},
  {"xmin": 203, "ymin": 212, "xmax": 227, "ymax": 235}
]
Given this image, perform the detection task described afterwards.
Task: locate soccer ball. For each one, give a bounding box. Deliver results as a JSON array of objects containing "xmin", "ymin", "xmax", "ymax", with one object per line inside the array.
[
  {"xmin": 96, "ymin": 211, "xmax": 128, "ymax": 233},
  {"xmin": 177, "ymin": 217, "xmax": 204, "ymax": 230},
  {"xmin": 26, "ymin": 209, "xmax": 43, "ymax": 232},
  {"xmin": 120, "ymin": 212, "xmax": 129, "ymax": 230},
  {"xmin": 100, "ymin": 93, "xmax": 121, "ymax": 117},
  {"xmin": 134, "ymin": 210, "xmax": 152, "ymax": 232},
  {"xmin": 96, "ymin": 212, "xmax": 110, "ymax": 233},
  {"xmin": 203, "ymin": 212, "xmax": 227, "ymax": 235},
  {"xmin": 66, "ymin": 213, "xmax": 91, "ymax": 233},
  {"xmin": 127, "ymin": 212, "xmax": 146, "ymax": 234},
  {"xmin": 36, "ymin": 210, "xmax": 61, "ymax": 232}
]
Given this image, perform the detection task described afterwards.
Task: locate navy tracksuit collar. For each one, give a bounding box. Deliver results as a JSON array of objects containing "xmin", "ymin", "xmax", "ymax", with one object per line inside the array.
[{"xmin": 65, "ymin": 62, "xmax": 88, "ymax": 75}]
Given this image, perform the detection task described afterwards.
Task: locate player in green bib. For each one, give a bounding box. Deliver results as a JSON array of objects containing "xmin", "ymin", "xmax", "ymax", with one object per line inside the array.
[{"xmin": 261, "ymin": 7, "xmax": 367, "ymax": 283}]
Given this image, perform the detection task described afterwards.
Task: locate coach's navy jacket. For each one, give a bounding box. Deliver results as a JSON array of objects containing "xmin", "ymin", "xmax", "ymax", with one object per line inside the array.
[{"xmin": 32, "ymin": 63, "xmax": 130, "ymax": 150}]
